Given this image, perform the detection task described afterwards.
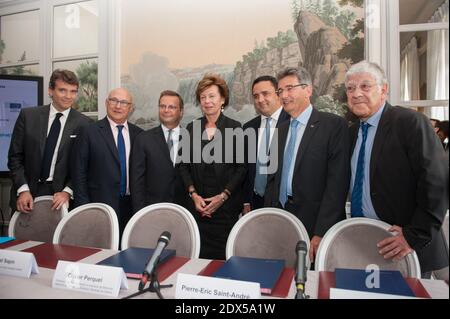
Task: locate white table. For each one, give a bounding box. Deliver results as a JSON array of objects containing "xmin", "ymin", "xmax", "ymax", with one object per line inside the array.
[{"xmin": 1, "ymin": 241, "xmax": 447, "ymax": 299}]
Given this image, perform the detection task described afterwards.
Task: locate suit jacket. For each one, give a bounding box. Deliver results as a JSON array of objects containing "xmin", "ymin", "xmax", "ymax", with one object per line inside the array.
[
  {"xmin": 242, "ymin": 109, "xmax": 290, "ymax": 204},
  {"xmin": 8, "ymin": 105, "xmax": 92, "ymax": 208},
  {"xmin": 71, "ymin": 117, "xmax": 143, "ymax": 215},
  {"xmin": 130, "ymin": 125, "xmax": 187, "ymax": 213},
  {"xmin": 265, "ymin": 108, "xmax": 350, "ymax": 238},
  {"xmin": 178, "ymin": 113, "xmax": 248, "ymax": 217},
  {"xmin": 349, "ymin": 103, "xmax": 449, "ymax": 272}
]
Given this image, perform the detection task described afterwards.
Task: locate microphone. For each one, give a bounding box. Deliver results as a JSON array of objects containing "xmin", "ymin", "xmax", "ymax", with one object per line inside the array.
[
  {"xmin": 138, "ymin": 231, "xmax": 171, "ymax": 291},
  {"xmin": 295, "ymin": 240, "xmax": 308, "ymax": 299}
]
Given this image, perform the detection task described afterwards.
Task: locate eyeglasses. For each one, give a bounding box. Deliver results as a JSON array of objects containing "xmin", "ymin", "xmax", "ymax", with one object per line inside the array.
[
  {"xmin": 276, "ymin": 83, "xmax": 308, "ymax": 95},
  {"xmin": 159, "ymin": 104, "xmax": 179, "ymax": 111},
  {"xmin": 108, "ymin": 98, "xmax": 132, "ymax": 107},
  {"xmin": 345, "ymin": 83, "xmax": 377, "ymax": 93}
]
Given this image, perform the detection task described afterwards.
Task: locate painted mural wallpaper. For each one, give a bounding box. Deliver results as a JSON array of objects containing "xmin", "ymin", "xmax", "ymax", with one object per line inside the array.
[{"xmin": 120, "ymin": 0, "xmax": 364, "ymax": 129}]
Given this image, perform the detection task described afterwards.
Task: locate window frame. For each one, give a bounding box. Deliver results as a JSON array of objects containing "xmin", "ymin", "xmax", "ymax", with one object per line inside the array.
[{"xmin": 365, "ymin": 0, "xmax": 449, "ymax": 113}]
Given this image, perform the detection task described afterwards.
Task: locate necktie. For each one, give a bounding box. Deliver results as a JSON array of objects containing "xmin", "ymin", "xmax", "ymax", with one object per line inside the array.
[
  {"xmin": 254, "ymin": 117, "xmax": 272, "ymax": 196},
  {"xmin": 40, "ymin": 112, "xmax": 63, "ymax": 181},
  {"xmin": 279, "ymin": 119, "xmax": 300, "ymax": 207},
  {"xmin": 117, "ymin": 125, "xmax": 127, "ymax": 197},
  {"xmin": 167, "ymin": 129, "xmax": 174, "ymax": 164},
  {"xmin": 351, "ymin": 122, "xmax": 370, "ymax": 217}
]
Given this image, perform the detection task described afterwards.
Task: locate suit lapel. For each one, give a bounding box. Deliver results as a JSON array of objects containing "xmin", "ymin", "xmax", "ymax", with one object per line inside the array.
[
  {"xmin": 370, "ymin": 103, "xmax": 392, "ymax": 181},
  {"xmin": 155, "ymin": 125, "xmax": 172, "ymax": 162},
  {"xmin": 349, "ymin": 122, "xmax": 359, "ymax": 156},
  {"xmin": 57, "ymin": 109, "xmax": 77, "ymax": 159},
  {"xmin": 39, "ymin": 105, "xmax": 50, "ymax": 159},
  {"xmin": 293, "ymin": 109, "xmax": 319, "ymax": 175},
  {"xmin": 274, "ymin": 121, "xmax": 290, "ymax": 188},
  {"xmin": 98, "ymin": 117, "xmax": 120, "ymax": 164}
]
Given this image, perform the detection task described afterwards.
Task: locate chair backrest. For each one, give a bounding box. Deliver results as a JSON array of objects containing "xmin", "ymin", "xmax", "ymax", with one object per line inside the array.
[
  {"xmin": 443, "ymin": 210, "xmax": 449, "ymax": 249},
  {"xmin": 121, "ymin": 203, "xmax": 200, "ymax": 258},
  {"xmin": 315, "ymin": 218, "xmax": 421, "ymax": 278},
  {"xmin": 8, "ymin": 196, "xmax": 68, "ymax": 242},
  {"xmin": 53, "ymin": 203, "xmax": 119, "ymax": 250},
  {"xmin": 226, "ymin": 208, "xmax": 311, "ymax": 268}
]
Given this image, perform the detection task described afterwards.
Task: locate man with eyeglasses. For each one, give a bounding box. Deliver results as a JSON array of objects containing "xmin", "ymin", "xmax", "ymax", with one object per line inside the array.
[
  {"xmin": 242, "ymin": 76, "xmax": 289, "ymax": 214},
  {"xmin": 265, "ymin": 67, "xmax": 349, "ymax": 263},
  {"xmin": 8, "ymin": 69, "xmax": 92, "ymax": 213},
  {"xmin": 71, "ymin": 88, "xmax": 142, "ymax": 237},
  {"xmin": 346, "ymin": 60, "xmax": 448, "ymax": 278},
  {"xmin": 130, "ymin": 90, "xmax": 187, "ymax": 213}
]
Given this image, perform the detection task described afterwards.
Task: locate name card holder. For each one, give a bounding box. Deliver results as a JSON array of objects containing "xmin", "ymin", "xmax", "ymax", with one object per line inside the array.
[
  {"xmin": 175, "ymin": 273, "xmax": 261, "ymax": 299},
  {"xmin": 52, "ymin": 260, "xmax": 128, "ymax": 297},
  {"xmin": 0, "ymin": 250, "xmax": 39, "ymax": 278}
]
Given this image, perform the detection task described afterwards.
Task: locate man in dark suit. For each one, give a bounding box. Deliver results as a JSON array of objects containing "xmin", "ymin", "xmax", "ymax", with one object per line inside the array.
[
  {"xmin": 242, "ymin": 75, "xmax": 289, "ymax": 214},
  {"xmin": 130, "ymin": 90, "xmax": 186, "ymax": 213},
  {"xmin": 265, "ymin": 67, "xmax": 350, "ymax": 261},
  {"xmin": 8, "ymin": 69, "xmax": 91, "ymax": 213},
  {"xmin": 346, "ymin": 61, "xmax": 448, "ymax": 277},
  {"xmin": 71, "ymin": 88, "xmax": 143, "ymax": 236}
]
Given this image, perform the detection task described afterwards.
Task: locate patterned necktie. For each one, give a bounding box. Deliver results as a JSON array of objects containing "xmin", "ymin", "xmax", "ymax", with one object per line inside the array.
[
  {"xmin": 279, "ymin": 119, "xmax": 300, "ymax": 207},
  {"xmin": 167, "ymin": 129, "xmax": 174, "ymax": 164},
  {"xmin": 40, "ymin": 112, "xmax": 63, "ymax": 181},
  {"xmin": 117, "ymin": 125, "xmax": 126, "ymax": 197},
  {"xmin": 351, "ymin": 122, "xmax": 370, "ymax": 217},
  {"xmin": 254, "ymin": 117, "xmax": 272, "ymax": 196}
]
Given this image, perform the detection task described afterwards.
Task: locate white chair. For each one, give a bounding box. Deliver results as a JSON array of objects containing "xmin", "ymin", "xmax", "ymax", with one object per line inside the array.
[
  {"xmin": 226, "ymin": 208, "xmax": 311, "ymax": 268},
  {"xmin": 121, "ymin": 203, "xmax": 200, "ymax": 258},
  {"xmin": 8, "ymin": 195, "xmax": 68, "ymax": 242},
  {"xmin": 53, "ymin": 203, "xmax": 119, "ymax": 250},
  {"xmin": 433, "ymin": 211, "xmax": 449, "ymax": 281},
  {"xmin": 315, "ymin": 218, "xmax": 421, "ymax": 278}
]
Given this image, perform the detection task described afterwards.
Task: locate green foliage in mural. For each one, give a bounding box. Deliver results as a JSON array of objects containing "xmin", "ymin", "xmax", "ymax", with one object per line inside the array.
[
  {"xmin": 292, "ymin": 0, "xmax": 357, "ymax": 40},
  {"xmin": 238, "ymin": 30, "xmax": 297, "ymax": 68},
  {"xmin": 315, "ymin": 94, "xmax": 348, "ymax": 117},
  {"xmin": 0, "ymin": 39, "xmax": 5, "ymax": 63},
  {"xmin": 337, "ymin": 18, "xmax": 364, "ymax": 63},
  {"xmin": 75, "ymin": 60, "xmax": 98, "ymax": 112}
]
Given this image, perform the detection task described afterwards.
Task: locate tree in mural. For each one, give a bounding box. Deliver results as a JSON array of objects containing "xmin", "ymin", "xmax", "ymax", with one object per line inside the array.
[
  {"xmin": 75, "ymin": 60, "xmax": 98, "ymax": 112},
  {"xmin": 0, "ymin": 39, "xmax": 5, "ymax": 64},
  {"xmin": 293, "ymin": 0, "xmax": 357, "ymax": 40}
]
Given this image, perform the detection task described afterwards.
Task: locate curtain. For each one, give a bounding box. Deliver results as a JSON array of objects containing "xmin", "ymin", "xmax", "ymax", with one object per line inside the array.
[
  {"xmin": 400, "ymin": 37, "xmax": 420, "ymax": 101},
  {"xmin": 426, "ymin": 0, "xmax": 449, "ymax": 120}
]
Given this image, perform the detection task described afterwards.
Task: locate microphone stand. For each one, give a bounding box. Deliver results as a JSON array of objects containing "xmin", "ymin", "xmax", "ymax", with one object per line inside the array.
[{"xmin": 122, "ymin": 263, "xmax": 173, "ymax": 299}]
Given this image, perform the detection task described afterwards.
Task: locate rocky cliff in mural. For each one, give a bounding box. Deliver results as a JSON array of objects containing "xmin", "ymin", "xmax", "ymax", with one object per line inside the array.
[{"xmin": 231, "ymin": 10, "xmax": 350, "ymax": 107}]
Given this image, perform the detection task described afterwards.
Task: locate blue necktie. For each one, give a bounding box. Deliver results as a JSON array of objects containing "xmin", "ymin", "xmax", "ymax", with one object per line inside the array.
[
  {"xmin": 351, "ymin": 122, "xmax": 370, "ymax": 217},
  {"xmin": 40, "ymin": 113, "xmax": 63, "ymax": 181},
  {"xmin": 117, "ymin": 125, "xmax": 126, "ymax": 197},
  {"xmin": 254, "ymin": 117, "xmax": 272, "ymax": 196},
  {"xmin": 279, "ymin": 119, "xmax": 300, "ymax": 207}
]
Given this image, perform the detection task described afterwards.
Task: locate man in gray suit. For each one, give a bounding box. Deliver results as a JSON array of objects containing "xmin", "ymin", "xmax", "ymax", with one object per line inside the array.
[{"xmin": 8, "ymin": 69, "xmax": 92, "ymax": 213}]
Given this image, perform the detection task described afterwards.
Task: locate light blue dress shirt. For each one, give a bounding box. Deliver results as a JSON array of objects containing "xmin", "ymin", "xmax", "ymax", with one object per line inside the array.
[
  {"xmin": 350, "ymin": 103, "xmax": 386, "ymax": 220},
  {"xmin": 285, "ymin": 105, "xmax": 313, "ymax": 196}
]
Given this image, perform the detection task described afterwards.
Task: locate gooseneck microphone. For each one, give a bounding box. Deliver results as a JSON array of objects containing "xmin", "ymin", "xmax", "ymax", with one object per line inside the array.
[
  {"xmin": 138, "ymin": 231, "xmax": 171, "ymax": 291},
  {"xmin": 295, "ymin": 240, "xmax": 308, "ymax": 299}
]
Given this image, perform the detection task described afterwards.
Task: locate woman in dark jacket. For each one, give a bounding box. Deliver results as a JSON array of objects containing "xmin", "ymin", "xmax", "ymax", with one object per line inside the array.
[{"xmin": 178, "ymin": 74, "xmax": 247, "ymax": 260}]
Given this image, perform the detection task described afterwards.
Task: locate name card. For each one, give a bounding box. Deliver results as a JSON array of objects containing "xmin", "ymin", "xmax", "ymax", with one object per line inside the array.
[
  {"xmin": 175, "ymin": 273, "xmax": 261, "ymax": 299},
  {"xmin": 52, "ymin": 261, "xmax": 128, "ymax": 297},
  {"xmin": 0, "ymin": 250, "xmax": 39, "ymax": 278}
]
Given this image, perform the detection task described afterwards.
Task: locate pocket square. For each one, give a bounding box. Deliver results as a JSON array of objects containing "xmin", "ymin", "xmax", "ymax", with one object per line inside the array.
[{"xmin": 70, "ymin": 135, "xmax": 77, "ymax": 138}]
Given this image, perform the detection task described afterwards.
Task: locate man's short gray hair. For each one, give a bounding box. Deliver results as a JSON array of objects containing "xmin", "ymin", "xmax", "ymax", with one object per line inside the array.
[
  {"xmin": 277, "ymin": 67, "xmax": 312, "ymax": 86},
  {"xmin": 345, "ymin": 60, "xmax": 388, "ymax": 87}
]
